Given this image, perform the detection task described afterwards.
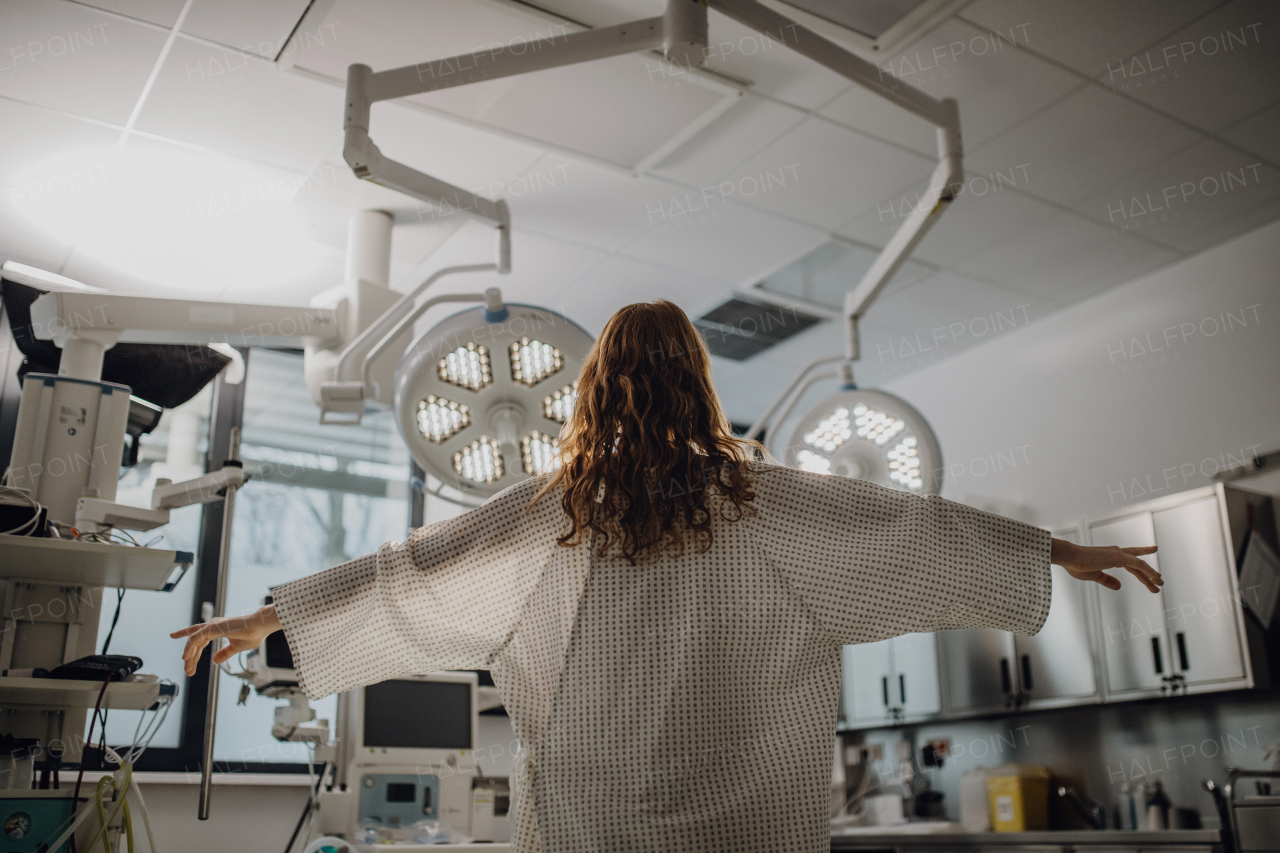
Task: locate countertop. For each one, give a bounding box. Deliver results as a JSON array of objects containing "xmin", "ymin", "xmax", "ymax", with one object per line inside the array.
[{"xmin": 830, "ymin": 827, "xmax": 1222, "ymax": 848}]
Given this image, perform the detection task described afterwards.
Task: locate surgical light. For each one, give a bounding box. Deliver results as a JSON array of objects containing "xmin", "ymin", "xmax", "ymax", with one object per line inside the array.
[
  {"xmin": 416, "ymin": 395, "xmax": 470, "ymax": 443},
  {"xmin": 510, "ymin": 338, "xmax": 563, "ymax": 386},
  {"xmin": 521, "ymin": 431, "xmax": 561, "ymax": 476},
  {"xmin": 439, "ymin": 342, "xmax": 492, "ymax": 391},
  {"xmin": 785, "ymin": 389, "xmax": 942, "ymax": 495},
  {"xmin": 543, "ymin": 382, "xmax": 578, "ymax": 423},
  {"xmin": 395, "ymin": 304, "xmax": 594, "ymax": 498},
  {"xmin": 453, "ymin": 437, "xmax": 504, "ymax": 484}
]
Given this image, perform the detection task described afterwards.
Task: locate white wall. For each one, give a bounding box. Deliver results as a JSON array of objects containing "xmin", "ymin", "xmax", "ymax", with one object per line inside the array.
[{"xmin": 879, "ymin": 219, "xmax": 1280, "ymax": 526}]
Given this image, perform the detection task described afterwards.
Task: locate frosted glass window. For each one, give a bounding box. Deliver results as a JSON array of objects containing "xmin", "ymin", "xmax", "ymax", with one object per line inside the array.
[{"xmin": 213, "ymin": 349, "xmax": 412, "ymax": 764}]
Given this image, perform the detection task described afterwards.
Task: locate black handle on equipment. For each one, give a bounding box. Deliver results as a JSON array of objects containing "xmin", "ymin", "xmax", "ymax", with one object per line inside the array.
[
  {"xmin": 1152, "ymin": 636, "xmax": 1164, "ymax": 674},
  {"xmin": 1000, "ymin": 658, "xmax": 1012, "ymax": 694},
  {"xmin": 1020, "ymin": 654, "xmax": 1033, "ymax": 691},
  {"xmin": 1176, "ymin": 632, "xmax": 1189, "ymax": 670},
  {"xmin": 882, "ymin": 676, "xmax": 889, "ymax": 707},
  {"xmin": 899, "ymin": 673, "xmax": 906, "ymax": 705}
]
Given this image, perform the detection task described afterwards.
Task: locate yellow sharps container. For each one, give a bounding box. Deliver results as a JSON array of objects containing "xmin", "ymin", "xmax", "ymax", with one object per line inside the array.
[{"xmin": 986, "ymin": 764, "xmax": 1051, "ymax": 832}]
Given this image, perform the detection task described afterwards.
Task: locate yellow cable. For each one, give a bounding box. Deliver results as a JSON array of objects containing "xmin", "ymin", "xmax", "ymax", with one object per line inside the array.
[
  {"xmin": 85, "ymin": 764, "xmax": 135, "ymax": 853},
  {"xmin": 122, "ymin": 795, "xmax": 135, "ymax": 853}
]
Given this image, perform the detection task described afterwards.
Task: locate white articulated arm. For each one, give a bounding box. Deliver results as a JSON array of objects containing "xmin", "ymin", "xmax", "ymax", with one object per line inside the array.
[
  {"xmin": 340, "ymin": 4, "xmax": 712, "ymax": 274},
  {"xmin": 708, "ymin": 0, "xmax": 964, "ymax": 362}
]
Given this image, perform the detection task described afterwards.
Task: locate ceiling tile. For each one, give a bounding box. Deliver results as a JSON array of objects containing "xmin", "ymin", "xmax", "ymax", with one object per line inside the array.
[
  {"xmin": 822, "ymin": 18, "xmax": 1083, "ymax": 155},
  {"xmin": 965, "ymin": 85, "xmax": 1203, "ymax": 207},
  {"xmin": 838, "ymin": 182, "xmax": 1059, "ymax": 268},
  {"xmin": 508, "ymin": 157, "xmax": 673, "ymax": 252},
  {"xmin": 181, "ymin": 0, "xmax": 313, "ymax": 59},
  {"xmin": 1219, "ymin": 102, "xmax": 1280, "ymax": 165},
  {"xmin": 953, "ymin": 210, "xmax": 1180, "ymax": 304},
  {"xmin": 0, "ymin": 0, "xmax": 165, "ymax": 125},
  {"xmin": 134, "ymin": 37, "xmax": 346, "ymax": 171},
  {"xmin": 76, "ymin": 0, "xmax": 185, "ymax": 28},
  {"xmin": 618, "ymin": 197, "xmax": 825, "ymax": 283},
  {"xmin": 651, "ymin": 93, "xmax": 806, "ymax": 186},
  {"xmin": 860, "ymin": 270, "xmax": 1052, "ymax": 366},
  {"xmin": 717, "ymin": 117, "xmax": 933, "ymax": 229},
  {"xmin": 701, "ymin": 8, "xmax": 854, "ymax": 110},
  {"xmin": 1094, "ymin": 0, "xmax": 1280, "ymax": 132},
  {"xmin": 959, "ymin": 0, "xmax": 1222, "ymax": 78},
  {"xmin": 0, "ymin": 98, "xmax": 119, "ymax": 186},
  {"xmin": 298, "ymin": 0, "xmax": 731, "ymax": 170},
  {"xmin": 363, "ymin": 100, "xmax": 545, "ymax": 197},
  {"xmin": 754, "ymin": 238, "xmax": 933, "ymax": 309},
  {"xmin": 411, "ymin": 222, "xmax": 606, "ymax": 310},
  {"xmin": 1068, "ymin": 138, "xmax": 1280, "ymax": 250},
  {"xmin": 1172, "ymin": 192, "xmax": 1280, "ymax": 254},
  {"xmin": 545, "ymin": 254, "xmax": 731, "ymax": 335},
  {"xmin": 413, "ymin": 53, "xmax": 731, "ymax": 170}
]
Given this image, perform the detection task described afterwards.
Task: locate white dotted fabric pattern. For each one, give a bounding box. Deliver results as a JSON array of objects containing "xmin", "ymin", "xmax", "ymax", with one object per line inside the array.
[{"xmin": 273, "ymin": 463, "xmax": 1051, "ymax": 853}]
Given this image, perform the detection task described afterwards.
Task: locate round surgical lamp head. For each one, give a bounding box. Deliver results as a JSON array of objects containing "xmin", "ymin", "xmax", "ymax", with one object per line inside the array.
[
  {"xmin": 784, "ymin": 389, "xmax": 943, "ymax": 495},
  {"xmin": 393, "ymin": 303, "xmax": 595, "ymax": 498}
]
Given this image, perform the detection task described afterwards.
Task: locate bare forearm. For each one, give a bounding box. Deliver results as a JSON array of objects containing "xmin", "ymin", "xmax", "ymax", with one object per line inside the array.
[{"xmin": 1050, "ymin": 537, "xmax": 1077, "ymax": 567}]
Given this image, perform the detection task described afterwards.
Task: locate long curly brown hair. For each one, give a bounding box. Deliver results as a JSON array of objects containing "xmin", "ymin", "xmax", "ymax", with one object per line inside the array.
[{"xmin": 534, "ymin": 300, "xmax": 766, "ymax": 564}]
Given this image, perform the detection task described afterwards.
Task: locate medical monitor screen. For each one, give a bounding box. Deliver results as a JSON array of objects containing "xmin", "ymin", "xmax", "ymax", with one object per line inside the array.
[{"xmin": 363, "ymin": 679, "xmax": 472, "ymax": 750}]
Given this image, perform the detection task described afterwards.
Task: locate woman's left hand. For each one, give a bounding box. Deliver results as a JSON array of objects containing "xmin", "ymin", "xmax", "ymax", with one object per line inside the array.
[{"xmin": 170, "ymin": 604, "xmax": 282, "ymax": 676}]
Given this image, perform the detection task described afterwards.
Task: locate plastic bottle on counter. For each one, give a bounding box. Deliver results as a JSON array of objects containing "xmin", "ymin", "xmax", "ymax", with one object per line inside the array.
[
  {"xmin": 960, "ymin": 767, "xmax": 991, "ymax": 832},
  {"xmin": 1118, "ymin": 782, "xmax": 1138, "ymax": 830},
  {"xmin": 1145, "ymin": 780, "xmax": 1170, "ymax": 830}
]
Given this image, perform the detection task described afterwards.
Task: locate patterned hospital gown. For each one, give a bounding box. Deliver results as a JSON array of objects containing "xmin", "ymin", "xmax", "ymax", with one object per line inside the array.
[{"xmin": 273, "ymin": 462, "xmax": 1052, "ymax": 852}]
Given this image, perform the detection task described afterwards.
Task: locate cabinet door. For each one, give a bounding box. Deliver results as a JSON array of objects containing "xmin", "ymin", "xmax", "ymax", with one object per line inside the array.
[
  {"xmin": 842, "ymin": 640, "xmax": 893, "ymax": 726},
  {"xmin": 939, "ymin": 628, "xmax": 1015, "ymax": 715},
  {"xmin": 1151, "ymin": 496, "xmax": 1246, "ymax": 686},
  {"xmin": 1014, "ymin": 564, "xmax": 1098, "ymax": 706},
  {"xmin": 891, "ymin": 633, "xmax": 941, "ymax": 720},
  {"xmin": 1090, "ymin": 512, "xmax": 1170, "ymax": 696}
]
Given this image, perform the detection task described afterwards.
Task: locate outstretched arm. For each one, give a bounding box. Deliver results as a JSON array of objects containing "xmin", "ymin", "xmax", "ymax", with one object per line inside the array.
[
  {"xmin": 171, "ymin": 604, "xmax": 281, "ymax": 677},
  {"xmin": 1051, "ymin": 539, "xmax": 1162, "ymax": 593}
]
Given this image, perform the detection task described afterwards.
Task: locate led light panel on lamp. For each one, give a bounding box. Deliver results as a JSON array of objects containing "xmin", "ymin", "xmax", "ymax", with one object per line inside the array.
[
  {"xmin": 521, "ymin": 431, "xmax": 561, "ymax": 476},
  {"xmin": 543, "ymin": 382, "xmax": 577, "ymax": 424},
  {"xmin": 510, "ymin": 338, "xmax": 562, "ymax": 387},
  {"xmin": 795, "ymin": 449, "xmax": 832, "ymax": 475},
  {"xmin": 803, "ymin": 407, "xmax": 853, "ymax": 452},
  {"xmin": 416, "ymin": 395, "xmax": 470, "ymax": 443},
  {"xmin": 439, "ymin": 343, "xmax": 492, "ymax": 391},
  {"xmin": 453, "ymin": 437, "xmax": 504, "ymax": 484}
]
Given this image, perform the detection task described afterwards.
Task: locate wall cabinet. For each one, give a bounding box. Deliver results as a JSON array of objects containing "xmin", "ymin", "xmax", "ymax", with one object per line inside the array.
[
  {"xmin": 838, "ymin": 484, "xmax": 1273, "ymax": 729},
  {"xmin": 840, "ymin": 633, "xmax": 941, "ymax": 728},
  {"xmin": 1088, "ymin": 484, "xmax": 1264, "ymax": 701},
  {"xmin": 939, "ymin": 524, "xmax": 1101, "ymax": 717}
]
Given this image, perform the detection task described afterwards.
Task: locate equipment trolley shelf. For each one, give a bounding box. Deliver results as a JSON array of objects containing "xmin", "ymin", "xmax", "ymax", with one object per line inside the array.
[
  {"xmin": 0, "ymin": 535, "xmax": 192, "ymax": 591},
  {"xmin": 0, "ymin": 676, "xmax": 162, "ymax": 711}
]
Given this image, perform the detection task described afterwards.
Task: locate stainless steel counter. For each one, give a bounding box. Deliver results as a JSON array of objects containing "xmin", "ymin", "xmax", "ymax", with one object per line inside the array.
[{"xmin": 830, "ymin": 829, "xmax": 1222, "ymax": 850}]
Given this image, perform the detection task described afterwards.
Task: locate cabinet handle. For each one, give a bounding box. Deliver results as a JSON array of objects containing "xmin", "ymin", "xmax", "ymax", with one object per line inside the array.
[
  {"xmin": 1176, "ymin": 632, "xmax": 1189, "ymax": 670},
  {"xmin": 1020, "ymin": 654, "xmax": 1033, "ymax": 691},
  {"xmin": 1000, "ymin": 658, "xmax": 1012, "ymax": 694},
  {"xmin": 882, "ymin": 676, "xmax": 889, "ymax": 707},
  {"xmin": 1151, "ymin": 637, "xmax": 1164, "ymax": 674},
  {"xmin": 899, "ymin": 673, "xmax": 906, "ymax": 705}
]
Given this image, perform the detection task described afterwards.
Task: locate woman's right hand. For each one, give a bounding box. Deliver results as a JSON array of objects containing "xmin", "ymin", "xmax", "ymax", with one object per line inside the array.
[
  {"xmin": 1051, "ymin": 538, "xmax": 1163, "ymax": 593},
  {"xmin": 170, "ymin": 604, "xmax": 283, "ymax": 676}
]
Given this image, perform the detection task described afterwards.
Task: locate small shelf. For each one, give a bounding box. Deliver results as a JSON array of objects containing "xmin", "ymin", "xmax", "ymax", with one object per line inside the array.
[
  {"xmin": 0, "ymin": 677, "xmax": 162, "ymax": 711},
  {"xmin": 0, "ymin": 535, "xmax": 192, "ymax": 591}
]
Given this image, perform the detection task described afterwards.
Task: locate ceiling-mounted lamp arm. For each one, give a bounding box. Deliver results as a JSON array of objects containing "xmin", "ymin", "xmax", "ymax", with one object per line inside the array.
[
  {"xmin": 361, "ymin": 288, "xmax": 504, "ymax": 399},
  {"xmin": 707, "ymin": 0, "xmax": 964, "ymax": 362}
]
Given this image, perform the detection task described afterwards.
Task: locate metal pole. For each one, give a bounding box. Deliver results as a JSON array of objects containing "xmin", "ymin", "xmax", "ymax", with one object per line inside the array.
[{"xmin": 198, "ymin": 425, "xmax": 241, "ymax": 820}]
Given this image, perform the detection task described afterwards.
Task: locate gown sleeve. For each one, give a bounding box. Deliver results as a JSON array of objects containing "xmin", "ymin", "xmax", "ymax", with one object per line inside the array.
[
  {"xmin": 747, "ymin": 465, "xmax": 1052, "ymax": 645},
  {"xmin": 271, "ymin": 477, "xmax": 557, "ymax": 699}
]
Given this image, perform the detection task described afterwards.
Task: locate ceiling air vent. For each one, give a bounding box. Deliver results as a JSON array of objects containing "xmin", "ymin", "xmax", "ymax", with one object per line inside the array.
[{"xmin": 694, "ymin": 297, "xmax": 823, "ymax": 361}]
